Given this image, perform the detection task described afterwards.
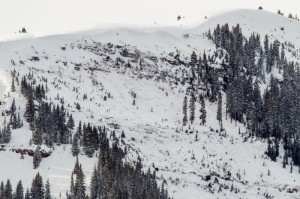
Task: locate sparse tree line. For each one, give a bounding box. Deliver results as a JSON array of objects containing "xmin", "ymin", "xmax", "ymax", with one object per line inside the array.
[
  {"xmin": 258, "ymin": 7, "xmax": 299, "ymax": 21},
  {"xmin": 0, "ymin": 173, "xmax": 52, "ymax": 199},
  {"xmin": 182, "ymin": 23, "xmax": 300, "ymax": 169},
  {"xmin": 16, "ymin": 72, "xmax": 170, "ymax": 198}
]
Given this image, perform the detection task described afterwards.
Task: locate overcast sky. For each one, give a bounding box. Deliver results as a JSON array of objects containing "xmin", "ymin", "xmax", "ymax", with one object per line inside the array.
[{"xmin": 0, "ymin": 0, "xmax": 299, "ymax": 36}]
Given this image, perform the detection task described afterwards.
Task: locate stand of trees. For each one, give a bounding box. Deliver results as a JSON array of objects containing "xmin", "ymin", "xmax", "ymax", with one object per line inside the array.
[
  {"xmin": 0, "ymin": 173, "xmax": 52, "ymax": 199},
  {"xmin": 183, "ymin": 23, "xmax": 300, "ymax": 167},
  {"xmin": 0, "ymin": 123, "xmax": 12, "ymax": 144},
  {"xmin": 21, "ymin": 74, "xmax": 74, "ymax": 146},
  {"xmin": 68, "ymin": 125, "xmax": 170, "ymax": 199}
]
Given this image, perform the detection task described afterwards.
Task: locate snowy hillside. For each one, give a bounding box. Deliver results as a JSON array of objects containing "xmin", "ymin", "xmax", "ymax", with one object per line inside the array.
[
  {"xmin": 0, "ymin": 9, "xmax": 299, "ymax": 199},
  {"xmin": 193, "ymin": 9, "xmax": 300, "ymax": 43}
]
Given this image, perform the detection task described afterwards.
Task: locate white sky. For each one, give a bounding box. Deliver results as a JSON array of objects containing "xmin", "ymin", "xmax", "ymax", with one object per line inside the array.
[{"xmin": 0, "ymin": 0, "xmax": 299, "ymax": 36}]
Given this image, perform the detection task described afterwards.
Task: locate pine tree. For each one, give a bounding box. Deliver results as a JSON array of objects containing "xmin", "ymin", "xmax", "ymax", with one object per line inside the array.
[
  {"xmin": 182, "ymin": 96, "xmax": 188, "ymax": 126},
  {"xmin": 33, "ymin": 146, "xmax": 42, "ymax": 169},
  {"xmin": 264, "ymin": 35, "xmax": 271, "ymax": 73},
  {"xmin": 30, "ymin": 173, "xmax": 44, "ymax": 199},
  {"xmin": 17, "ymin": 112, "xmax": 22, "ymax": 128},
  {"xmin": 5, "ymin": 124, "xmax": 12, "ymax": 143},
  {"xmin": 190, "ymin": 51, "xmax": 198, "ymax": 65},
  {"xmin": 59, "ymin": 104, "xmax": 68, "ymax": 144},
  {"xmin": 189, "ymin": 92, "xmax": 195, "ymax": 124},
  {"xmin": 11, "ymin": 113, "xmax": 17, "ymax": 130},
  {"xmin": 11, "ymin": 78, "xmax": 15, "ymax": 92},
  {"xmin": 199, "ymin": 94, "xmax": 206, "ymax": 125},
  {"xmin": 217, "ymin": 92, "xmax": 222, "ymax": 122},
  {"xmin": 91, "ymin": 126, "xmax": 99, "ymax": 151},
  {"xmin": 74, "ymin": 157, "xmax": 80, "ymax": 175},
  {"xmin": 69, "ymin": 173, "xmax": 75, "ymax": 199},
  {"xmin": 90, "ymin": 167, "xmax": 99, "ymax": 199},
  {"xmin": 74, "ymin": 165, "xmax": 86, "ymax": 199},
  {"xmin": 0, "ymin": 181, "xmax": 4, "ymax": 198},
  {"xmin": 14, "ymin": 180, "xmax": 24, "ymax": 199},
  {"xmin": 257, "ymin": 48, "xmax": 264, "ymax": 79},
  {"xmin": 4, "ymin": 179, "xmax": 13, "ymax": 199},
  {"xmin": 77, "ymin": 121, "xmax": 83, "ymax": 138},
  {"xmin": 24, "ymin": 189, "xmax": 30, "ymax": 199},
  {"xmin": 11, "ymin": 98, "xmax": 16, "ymax": 114},
  {"xmin": 33, "ymin": 116, "xmax": 43, "ymax": 145},
  {"xmin": 253, "ymin": 80, "xmax": 263, "ymax": 135},
  {"xmin": 24, "ymin": 92, "xmax": 35, "ymax": 124},
  {"xmin": 83, "ymin": 123, "xmax": 95, "ymax": 157},
  {"xmin": 44, "ymin": 179, "xmax": 51, "ymax": 199},
  {"xmin": 67, "ymin": 114, "xmax": 75, "ymax": 132},
  {"xmin": 217, "ymin": 92, "xmax": 223, "ymax": 130},
  {"xmin": 71, "ymin": 133, "xmax": 80, "ymax": 157}
]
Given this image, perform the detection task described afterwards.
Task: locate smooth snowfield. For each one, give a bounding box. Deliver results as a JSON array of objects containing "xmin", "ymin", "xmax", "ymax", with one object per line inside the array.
[{"xmin": 0, "ymin": 9, "xmax": 299, "ymax": 199}]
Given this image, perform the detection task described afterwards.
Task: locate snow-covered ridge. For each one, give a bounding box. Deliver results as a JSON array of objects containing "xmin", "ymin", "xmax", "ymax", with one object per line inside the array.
[{"xmin": 193, "ymin": 9, "xmax": 300, "ymax": 45}]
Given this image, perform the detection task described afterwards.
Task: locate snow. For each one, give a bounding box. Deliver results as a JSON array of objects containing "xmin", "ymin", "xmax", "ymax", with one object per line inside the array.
[
  {"xmin": 0, "ymin": 8, "xmax": 298, "ymax": 199},
  {"xmin": 192, "ymin": 9, "xmax": 300, "ymax": 46},
  {"xmin": 0, "ymin": 0, "xmax": 300, "ymax": 37}
]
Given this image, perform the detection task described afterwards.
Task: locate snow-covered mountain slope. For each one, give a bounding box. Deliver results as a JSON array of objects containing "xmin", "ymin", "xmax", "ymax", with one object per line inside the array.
[
  {"xmin": 191, "ymin": 9, "xmax": 300, "ymax": 65},
  {"xmin": 0, "ymin": 9, "xmax": 299, "ymax": 199},
  {"xmin": 193, "ymin": 9, "xmax": 300, "ymax": 44}
]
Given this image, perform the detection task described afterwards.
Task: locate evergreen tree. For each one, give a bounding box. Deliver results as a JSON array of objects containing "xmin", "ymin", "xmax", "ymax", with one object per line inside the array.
[
  {"xmin": 69, "ymin": 173, "xmax": 75, "ymax": 199},
  {"xmin": 11, "ymin": 78, "xmax": 15, "ymax": 92},
  {"xmin": 33, "ymin": 146, "xmax": 42, "ymax": 169},
  {"xmin": 182, "ymin": 96, "xmax": 188, "ymax": 126},
  {"xmin": 30, "ymin": 173, "xmax": 44, "ymax": 199},
  {"xmin": 33, "ymin": 116, "xmax": 43, "ymax": 145},
  {"xmin": 264, "ymin": 35, "xmax": 271, "ymax": 73},
  {"xmin": 257, "ymin": 48, "xmax": 265, "ymax": 80},
  {"xmin": 24, "ymin": 189, "xmax": 30, "ymax": 199},
  {"xmin": 74, "ymin": 165, "xmax": 86, "ymax": 199},
  {"xmin": 67, "ymin": 114, "xmax": 75, "ymax": 132},
  {"xmin": 217, "ymin": 92, "xmax": 222, "ymax": 122},
  {"xmin": 217, "ymin": 92, "xmax": 223, "ymax": 129},
  {"xmin": 190, "ymin": 51, "xmax": 197, "ymax": 78},
  {"xmin": 71, "ymin": 133, "xmax": 80, "ymax": 157},
  {"xmin": 14, "ymin": 180, "xmax": 24, "ymax": 199},
  {"xmin": 83, "ymin": 123, "xmax": 95, "ymax": 157},
  {"xmin": 44, "ymin": 180, "xmax": 51, "ymax": 199},
  {"xmin": 189, "ymin": 92, "xmax": 195, "ymax": 124},
  {"xmin": 77, "ymin": 121, "xmax": 83, "ymax": 138},
  {"xmin": 10, "ymin": 98, "xmax": 16, "ymax": 114},
  {"xmin": 0, "ymin": 181, "xmax": 4, "ymax": 198},
  {"xmin": 5, "ymin": 124, "xmax": 12, "ymax": 143},
  {"xmin": 199, "ymin": 94, "xmax": 206, "ymax": 125},
  {"xmin": 190, "ymin": 51, "xmax": 198, "ymax": 65},
  {"xmin": 11, "ymin": 113, "xmax": 17, "ymax": 130},
  {"xmin": 73, "ymin": 157, "xmax": 80, "ymax": 175},
  {"xmin": 17, "ymin": 112, "xmax": 22, "ymax": 128},
  {"xmin": 4, "ymin": 179, "xmax": 13, "ymax": 199},
  {"xmin": 89, "ymin": 167, "xmax": 100, "ymax": 199},
  {"xmin": 24, "ymin": 92, "xmax": 35, "ymax": 124}
]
